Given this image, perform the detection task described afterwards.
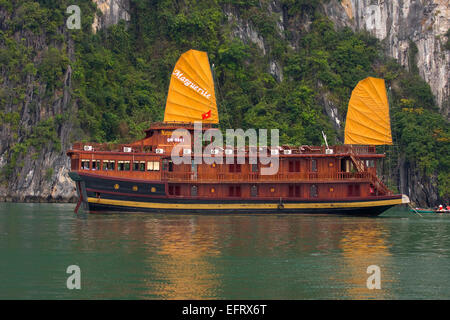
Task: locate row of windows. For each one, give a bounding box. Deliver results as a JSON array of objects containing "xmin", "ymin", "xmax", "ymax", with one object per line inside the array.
[
  {"xmin": 167, "ymin": 185, "xmax": 320, "ymax": 198},
  {"xmin": 167, "ymin": 184, "xmax": 362, "ymax": 197},
  {"xmin": 81, "ymin": 159, "xmax": 370, "ymax": 173},
  {"xmin": 80, "ymin": 160, "xmax": 160, "ymax": 171}
]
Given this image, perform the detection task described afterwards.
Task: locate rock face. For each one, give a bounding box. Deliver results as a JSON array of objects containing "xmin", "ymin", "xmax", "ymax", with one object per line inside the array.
[
  {"xmin": 0, "ymin": 23, "xmax": 78, "ymax": 202},
  {"xmin": 224, "ymin": 0, "xmax": 449, "ymax": 116},
  {"xmin": 325, "ymin": 0, "xmax": 449, "ymax": 117},
  {"xmin": 92, "ymin": 0, "xmax": 130, "ymax": 33}
]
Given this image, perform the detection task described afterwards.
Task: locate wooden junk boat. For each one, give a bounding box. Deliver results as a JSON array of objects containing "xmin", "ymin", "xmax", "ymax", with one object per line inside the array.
[{"xmin": 67, "ymin": 49, "xmax": 409, "ymax": 215}]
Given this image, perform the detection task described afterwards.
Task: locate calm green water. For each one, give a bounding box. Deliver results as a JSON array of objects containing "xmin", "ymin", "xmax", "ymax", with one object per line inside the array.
[{"xmin": 1, "ymin": 203, "xmax": 449, "ymax": 300}]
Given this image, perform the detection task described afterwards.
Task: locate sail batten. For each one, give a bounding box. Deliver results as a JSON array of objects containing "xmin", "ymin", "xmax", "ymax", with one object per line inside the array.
[
  {"xmin": 344, "ymin": 77, "xmax": 392, "ymax": 145},
  {"xmin": 164, "ymin": 50, "xmax": 218, "ymax": 124}
]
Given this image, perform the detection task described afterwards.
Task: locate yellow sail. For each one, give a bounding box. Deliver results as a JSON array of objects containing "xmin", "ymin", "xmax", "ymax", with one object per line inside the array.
[
  {"xmin": 344, "ymin": 77, "xmax": 393, "ymax": 145},
  {"xmin": 163, "ymin": 50, "xmax": 218, "ymax": 123}
]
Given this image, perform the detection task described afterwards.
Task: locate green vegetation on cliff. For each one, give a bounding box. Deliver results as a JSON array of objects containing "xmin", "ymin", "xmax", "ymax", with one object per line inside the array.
[{"xmin": 0, "ymin": 0, "xmax": 448, "ymax": 202}]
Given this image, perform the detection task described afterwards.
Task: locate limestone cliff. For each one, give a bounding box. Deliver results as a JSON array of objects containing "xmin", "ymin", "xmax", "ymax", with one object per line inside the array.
[
  {"xmin": 0, "ymin": 4, "xmax": 77, "ymax": 202},
  {"xmin": 325, "ymin": 0, "xmax": 449, "ymax": 117},
  {"xmin": 92, "ymin": 0, "xmax": 130, "ymax": 33}
]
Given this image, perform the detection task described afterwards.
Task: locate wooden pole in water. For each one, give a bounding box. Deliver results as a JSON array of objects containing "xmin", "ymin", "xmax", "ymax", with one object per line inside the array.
[{"xmin": 408, "ymin": 203, "xmax": 423, "ymax": 218}]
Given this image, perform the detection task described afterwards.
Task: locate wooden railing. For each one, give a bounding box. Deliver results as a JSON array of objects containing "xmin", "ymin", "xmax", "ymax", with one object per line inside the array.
[
  {"xmin": 349, "ymin": 149, "xmax": 391, "ymax": 195},
  {"xmin": 71, "ymin": 141, "xmax": 377, "ymax": 155},
  {"xmin": 334, "ymin": 145, "xmax": 376, "ymax": 155},
  {"xmin": 349, "ymin": 153, "xmax": 366, "ymax": 173},
  {"xmin": 163, "ymin": 171, "xmax": 373, "ymax": 182}
]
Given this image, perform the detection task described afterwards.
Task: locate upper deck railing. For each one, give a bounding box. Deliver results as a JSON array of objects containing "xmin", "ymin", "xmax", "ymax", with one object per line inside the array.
[
  {"xmin": 162, "ymin": 171, "xmax": 373, "ymax": 182},
  {"xmin": 70, "ymin": 142, "xmax": 377, "ymax": 156}
]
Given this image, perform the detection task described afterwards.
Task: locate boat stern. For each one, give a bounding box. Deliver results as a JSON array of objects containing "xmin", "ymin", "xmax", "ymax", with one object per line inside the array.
[
  {"xmin": 402, "ymin": 194, "xmax": 410, "ymax": 204},
  {"xmin": 68, "ymin": 171, "xmax": 88, "ymax": 213}
]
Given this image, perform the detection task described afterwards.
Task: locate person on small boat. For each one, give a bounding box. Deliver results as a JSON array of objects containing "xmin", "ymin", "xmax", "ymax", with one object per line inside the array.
[{"xmin": 438, "ymin": 205, "xmax": 444, "ymax": 212}]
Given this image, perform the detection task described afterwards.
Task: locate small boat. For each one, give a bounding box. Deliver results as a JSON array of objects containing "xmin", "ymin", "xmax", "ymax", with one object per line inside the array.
[{"xmin": 410, "ymin": 208, "xmax": 450, "ymax": 214}]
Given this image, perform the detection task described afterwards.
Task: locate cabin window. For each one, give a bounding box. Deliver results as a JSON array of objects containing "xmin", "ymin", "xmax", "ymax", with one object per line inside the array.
[
  {"xmin": 251, "ymin": 164, "xmax": 258, "ymax": 172},
  {"xmin": 288, "ymin": 160, "xmax": 300, "ymax": 172},
  {"xmin": 81, "ymin": 160, "xmax": 90, "ymax": 170},
  {"xmin": 228, "ymin": 186, "xmax": 241, "ymax": 197},
  {"xmin": 168, "ymin": 161, "xmax": 174, "ymax": 172},
  {"xmin": 311, "ymin": 159, "xmax": 317, "ymax": 172},
  {"xmin": 356, "ymin": 185, "xmax": 360, "ymax": 196},
  {"xmin": 108, "ymin": 161, "xmax": 115, "ymax": 170},
  {"xmin": 229, "ymin": 164, "xmax": 241, "ymax": 173},
  {"xmin": 365, "ymin": 160, "xmax": 375, "ymax": 168},
  {"xmin": 91, "ymin": 160, "xmax": 100, "ymax": 170},
  {"xmin": 133, "ymin": 162, "xmax": 145, "ymax": 171},
  {"xmin": 118, "ymin": 161, "xmax": 130, "ymax": 171},
  {"xmin": 310, "ymin": 185, "xmax": 318, "ymax": 198},
  {"xmin": 251, "ymin": 185, "xmax": 258, "ymax": 197},
  {"xmin": 147, "ymin": 161, "xmax": 160, "ymax": 171},
  {"xmin": 191, "ymin": 185, "xmax": 198, "ymax": 196},
  {"xmin": 168, "ymin": 185, "xmax": 181, "ymax": 196},
  {"xmin": 347, "ymin": 185, "xmax": 360, "ymax": 197},
  {"xmin": 289, "ymin": 185, "xmax": 301, "ymax": 197},
  {"xmin": 102, "ymin": 161, "xmax": 108, "ymax": 171}
]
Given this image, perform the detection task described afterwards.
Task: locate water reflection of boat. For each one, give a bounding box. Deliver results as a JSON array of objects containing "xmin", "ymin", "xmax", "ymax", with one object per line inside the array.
[
  {"xmin": 337, "ymin": 222, "xmax": 393, "ymax": 299},
  {"xmin": 146, "ymin": 216, "xmax": 221, "ymax": 299}
]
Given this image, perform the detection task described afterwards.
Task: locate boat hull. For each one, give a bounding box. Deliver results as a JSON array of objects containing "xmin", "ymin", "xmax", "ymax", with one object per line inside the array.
[{"xmin": 70, "ymin": 171, "xmax": 405, "ymax": 216}]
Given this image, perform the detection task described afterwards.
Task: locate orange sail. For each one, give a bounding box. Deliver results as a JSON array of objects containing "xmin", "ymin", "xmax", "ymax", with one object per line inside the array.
[
  {"xmin": 163, "ymin": 50, "xmax": 218, "ymax": 124},
  {"xmin": 344, "ymin": 77, "xmax": 393, "ymax": 145}
]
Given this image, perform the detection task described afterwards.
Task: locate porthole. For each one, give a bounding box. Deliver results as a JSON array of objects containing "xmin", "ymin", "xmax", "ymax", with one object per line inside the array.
[
  {"xmin": 114, "ymin": 184, "xmax": 119, "ymax": 190},
  {"xmin": 151, "ymin": 187, "xmax": 156, "ymax": 193},
  {"xmin": 132, "ymin": 185, "xmax": 138, "ymax": 191}
]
